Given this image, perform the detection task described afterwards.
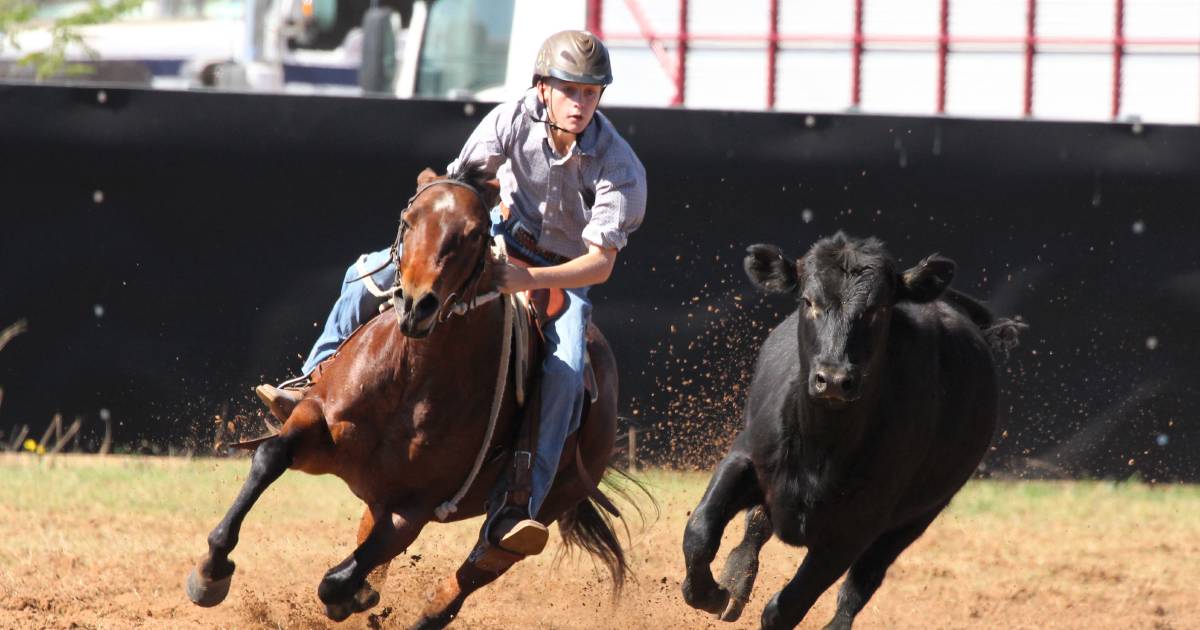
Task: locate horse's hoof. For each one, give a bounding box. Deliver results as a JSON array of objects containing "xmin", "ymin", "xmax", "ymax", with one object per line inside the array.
[
  {"xmin": 719, "ymin": 597, "xmax": 747, "ymax": 622},
  {"xmin": 186, "ymin": 566, "xmax": 233, "ymax": 607},
  {"xmin": 681, "ymin": 576, "xmax": 730, "ymax": 615},
  {"xmin": 409, "ymin": 612, "xmax": 454, "ymax": 630},
  {"xmin": 321, "ymin": 583, "xmax": 378, "ymax": 621},
  {"xmin": 353, "ymin": 583, "xmax": 381, "ymax": 612},
  {"xmin": 324, "ymin": 601, "xmax": 354, "ymax": 622}
]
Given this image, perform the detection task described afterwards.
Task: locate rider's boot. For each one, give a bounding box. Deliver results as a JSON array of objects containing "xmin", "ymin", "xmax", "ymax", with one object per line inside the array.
[
  {"xmin": 254, "ymin": 384, "xmax": 305, "ymax": 423},
  {"xmin": 486, "ymin": 505, "xmax": 549, "ymax": 557}
]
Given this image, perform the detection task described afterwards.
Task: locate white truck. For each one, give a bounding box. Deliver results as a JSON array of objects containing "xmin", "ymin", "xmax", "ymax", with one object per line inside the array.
[{"xmin": 5, "ymin": 0, "xmax": 1197, "ymax": 123}]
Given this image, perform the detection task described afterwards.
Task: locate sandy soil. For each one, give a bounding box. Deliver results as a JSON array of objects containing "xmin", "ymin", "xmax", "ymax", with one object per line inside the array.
[{"xmin": 1, "ymin": 455, "xmax": 1197, "ymax": 629}]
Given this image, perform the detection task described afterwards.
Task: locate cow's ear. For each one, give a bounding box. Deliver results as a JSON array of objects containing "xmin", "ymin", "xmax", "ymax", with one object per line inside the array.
[
  {"xmin": 744, "ymin": 244, "xmax": 800, "ymax": 294},
  {"xmin": 896, "ymin": 254, "xmax": 956, "ymax": 303},
  {"xmin": 416, "ymin": 167, "xmax": 440, "ymax": 187}
]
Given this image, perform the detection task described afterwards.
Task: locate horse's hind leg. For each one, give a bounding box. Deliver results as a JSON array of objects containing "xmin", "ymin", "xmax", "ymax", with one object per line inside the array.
[
  {"xmin": 410, "ymin": 486, "xmax": 586, "ymax": 630},
  {"xmin": 318, "ymin": 505, "xmax": 428, "ymax": 621},
  {"xmin": 716, "ymin": 504, "xmax": 773, "ymax": 622},
  {"xmin": 185, "ymin": 435, "xmax": 293, "ymax": 607},
  {"xmin": 409, "ymin": 540, "xmax": 522, "ymax": 630},
  {"xmin": 681, "ymin": 449, "xmax": 761, "ymax": 616}
]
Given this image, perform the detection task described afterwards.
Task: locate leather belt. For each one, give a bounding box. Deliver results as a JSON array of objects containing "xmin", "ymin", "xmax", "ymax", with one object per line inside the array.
[{"xmin": 500, "ymin": 202, "xmax": 571, "ymax": 266}]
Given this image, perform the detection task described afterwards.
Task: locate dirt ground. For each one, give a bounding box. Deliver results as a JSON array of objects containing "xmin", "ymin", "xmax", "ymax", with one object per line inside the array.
[{"xmin": 1, "ymin": 454, "xmax": 1197, "ymax": 629}]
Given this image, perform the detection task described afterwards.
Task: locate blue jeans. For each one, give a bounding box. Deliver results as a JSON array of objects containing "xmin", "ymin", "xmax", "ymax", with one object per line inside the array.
[{"xmin": 301, "ymin": 212, "xmax": 590, "ymax": 518}]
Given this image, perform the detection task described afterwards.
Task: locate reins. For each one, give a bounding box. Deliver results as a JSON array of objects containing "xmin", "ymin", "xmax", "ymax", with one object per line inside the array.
[
  {"xmin": 368, "ymin": 177, "xmax": 502, "ymax": 324},
  {"xmin": 378, "ymin": 177, "xmax": 515, "ymax": 522},
  {"xmin": 435, "ymin": 234, "xmax": 514, "ymax": 521}
]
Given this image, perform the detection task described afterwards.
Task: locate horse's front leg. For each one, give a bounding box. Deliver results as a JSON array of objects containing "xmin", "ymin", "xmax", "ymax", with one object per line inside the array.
[
  {"xmin": 681, "ymin": 448, "xmax": 762, "ymax": 616},
  {"xmin": 186, "ymin": 435, "xmax": 293, "ymax": 607},
  {"xmin": 318, "ymin": 505, "xmax": 428, "ymax": 621}
]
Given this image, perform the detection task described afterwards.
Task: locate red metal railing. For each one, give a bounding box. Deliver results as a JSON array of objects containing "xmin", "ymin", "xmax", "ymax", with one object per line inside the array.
[{"xmin": 588, "ymin": 0, "xmax": 1200, "ymax": 121}]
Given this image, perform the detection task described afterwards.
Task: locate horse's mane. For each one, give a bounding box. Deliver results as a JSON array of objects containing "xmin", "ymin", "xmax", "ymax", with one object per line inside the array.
[{"xmin": 446, "ymin": 164, "xmax": 494, "ymax": 197}]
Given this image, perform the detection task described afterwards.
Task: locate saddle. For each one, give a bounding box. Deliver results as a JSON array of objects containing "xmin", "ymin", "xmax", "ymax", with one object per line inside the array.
[{"xmin": 500, "ymin": 251, "xmax": 602, "ymax": 513}]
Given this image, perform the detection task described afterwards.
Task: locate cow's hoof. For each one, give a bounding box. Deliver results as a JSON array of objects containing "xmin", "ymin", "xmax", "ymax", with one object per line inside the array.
[
  {"xmin": 720, "ymin": 596, "xmax": 747, "ymax": 622},
  {"xmin": 186, "ymin": 566, "xmax": 233, "ymax": 607},
  {"xmin": 681, "ymin": 576, "xmax": 730, "ymax": 615},
  {"xmin": 761, "ymin": 594, "xmax": 790, "ymax": 630}
]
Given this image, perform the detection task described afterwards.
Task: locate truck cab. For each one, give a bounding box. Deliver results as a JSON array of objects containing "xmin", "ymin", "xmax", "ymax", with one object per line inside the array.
[{"xmin": 290, "ymin": 0, "xmax": 592, "ymax": 99}]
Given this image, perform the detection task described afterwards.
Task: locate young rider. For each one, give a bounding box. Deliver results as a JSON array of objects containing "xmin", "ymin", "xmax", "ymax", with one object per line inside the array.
[{"xmin": 256, "ymin": 30, "xmax": 646, "ymax": 557}]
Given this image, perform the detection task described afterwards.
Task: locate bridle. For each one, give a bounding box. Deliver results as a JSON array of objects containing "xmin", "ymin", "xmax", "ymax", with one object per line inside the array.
[{"xmin": 388, "ymin": 178, "xmax": 497, "ymax": 327}]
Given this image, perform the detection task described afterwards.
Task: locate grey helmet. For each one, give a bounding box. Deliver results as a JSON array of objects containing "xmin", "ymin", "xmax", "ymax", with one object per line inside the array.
[{"xmin": 532, "ymin": 30, "xmax": 613, "ymax": 87}]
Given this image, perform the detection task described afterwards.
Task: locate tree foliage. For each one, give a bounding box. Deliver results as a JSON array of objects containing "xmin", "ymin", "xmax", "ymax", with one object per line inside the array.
[{"xmin": 0, "ymin": 0, "xmax": 145, "ymax": 79}]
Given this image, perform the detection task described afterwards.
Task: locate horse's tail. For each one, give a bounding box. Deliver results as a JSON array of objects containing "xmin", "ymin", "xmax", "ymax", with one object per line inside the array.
[{"xmin": 557, "ymin": 465, "xmax": 656, "ymax": 596}]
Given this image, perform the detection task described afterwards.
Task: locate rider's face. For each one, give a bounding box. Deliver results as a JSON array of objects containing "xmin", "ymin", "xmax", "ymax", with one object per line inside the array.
[{"xmin": 538, "ymin": 78, "xmax": 603, "ymax": 135}]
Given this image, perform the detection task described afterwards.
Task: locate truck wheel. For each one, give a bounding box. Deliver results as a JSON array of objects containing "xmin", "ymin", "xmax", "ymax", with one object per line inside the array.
[{"xmin": 359, "ymin": 7, "xmax": 396, "ymax": 95}]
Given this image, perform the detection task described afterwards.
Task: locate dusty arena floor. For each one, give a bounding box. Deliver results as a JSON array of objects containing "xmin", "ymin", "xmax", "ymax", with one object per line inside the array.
[{"xmin": 1, "ymin": 454, "xmax": 1197, "ymax": 629}]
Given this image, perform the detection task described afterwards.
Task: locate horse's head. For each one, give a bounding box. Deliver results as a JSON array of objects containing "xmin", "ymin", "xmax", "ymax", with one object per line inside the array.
[{"xmin": 394, "ymin": 167, "xmax": 500, "ymax": 338}]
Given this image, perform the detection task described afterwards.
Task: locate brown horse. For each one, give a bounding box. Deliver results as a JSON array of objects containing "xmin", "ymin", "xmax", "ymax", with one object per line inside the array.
[{"xmin": 185, "ymin": 167, "xmax": 629, "ymax": 629}]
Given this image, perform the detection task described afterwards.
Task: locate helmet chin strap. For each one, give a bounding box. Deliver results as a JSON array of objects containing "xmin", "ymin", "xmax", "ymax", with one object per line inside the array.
[
  {"xmin": 529, "ymin": 80, "xmax": 605, "ymax": 137},
  {"xmin": 529, "ymin": 81, "xmax": 573, "ymax": 134}
]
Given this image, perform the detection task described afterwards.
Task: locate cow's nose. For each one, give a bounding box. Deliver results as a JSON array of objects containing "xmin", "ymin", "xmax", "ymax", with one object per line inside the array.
[{"xmin": 810, "ymin": 365, "xmax": 859, "ymax": 401}]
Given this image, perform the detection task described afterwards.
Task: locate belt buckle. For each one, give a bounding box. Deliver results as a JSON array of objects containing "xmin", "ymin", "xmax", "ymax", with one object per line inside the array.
[{"xmin": 512, "ymin": 221, "xmax": 534, "ymax": 241}]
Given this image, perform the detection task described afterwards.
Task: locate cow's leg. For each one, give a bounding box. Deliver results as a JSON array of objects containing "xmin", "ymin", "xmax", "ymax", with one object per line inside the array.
[
  {"xmin": 715, "ymin": 504, "xmax": 773, "ymax": 622},
  {"xmin": 318, "ymin": 506, "xmax": 428, "ymax": 621},
  {"xmin": 186, "ymin": 435, "xmax": 292, "ymax": 606},
  {"xmin": 761, "ymin": 543, "xmax": 864, "ymax": 630},
  {"xmin": 681, "ymin": 450, "xmax": 762, "ymax": 615},
  {"xmin": 822, "ymin": 508, "xmax": 942, "ymax": 630}
]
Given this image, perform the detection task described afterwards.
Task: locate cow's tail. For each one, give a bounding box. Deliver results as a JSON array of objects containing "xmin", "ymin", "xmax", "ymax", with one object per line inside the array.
[
  {"xmin": 942, "ymin": 287, "xmax": 1028, "ymax": 359},
  {"xmin": 557, "ymin": 465, "xmax": 657, "ymax": 597}
]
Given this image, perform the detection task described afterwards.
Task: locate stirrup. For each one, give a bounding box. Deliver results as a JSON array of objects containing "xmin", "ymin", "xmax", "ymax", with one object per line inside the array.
[
  {"xmin": 254, "ymin": 383, "xmax": 305, "ymax": 422},
  {"xmin": 497, "ymin": 519, "xmax": 549, "ymax": 556}
]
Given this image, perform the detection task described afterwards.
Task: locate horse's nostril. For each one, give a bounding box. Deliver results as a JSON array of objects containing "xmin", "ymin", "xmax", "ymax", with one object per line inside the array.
[
  {"xmin": 414, "ymin": 294, "xmax": 440, "ymax": 320},
  {"xmin": 813, "ymin": 372, "xmax": 828, "ymax": 392}
]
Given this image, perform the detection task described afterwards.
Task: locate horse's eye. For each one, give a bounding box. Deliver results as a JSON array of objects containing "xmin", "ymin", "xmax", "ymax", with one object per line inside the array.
[{"xmin": 802, "ymin": 296, "xmax": 813, "ymax": 309}]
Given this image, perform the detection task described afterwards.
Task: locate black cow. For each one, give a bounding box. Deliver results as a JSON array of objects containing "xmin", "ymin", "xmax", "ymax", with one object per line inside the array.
[{"xmin": 681, "ymin": 232, "xmax": 1024, "ymax": 629}]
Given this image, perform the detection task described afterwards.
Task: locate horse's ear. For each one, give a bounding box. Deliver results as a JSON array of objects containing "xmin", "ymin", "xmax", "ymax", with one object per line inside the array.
[
  {"xmin": 416, "ymin": 167, "xmax": 440, "ymax": 187},
  {"xmin": 481, "ymin": 178, "xmax": 501, "ymax": 209},
  {"xmin": 896, "ymin": 254, "xmax": 956, "ymax": 303},
  {"xmin": 744, "ymin": 244, "xmax": 800, "ymax": 295}
]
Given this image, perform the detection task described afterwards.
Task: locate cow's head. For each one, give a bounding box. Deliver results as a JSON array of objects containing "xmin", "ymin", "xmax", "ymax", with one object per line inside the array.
[{"xmin": 744, "ymin": 232, "xmax": 955, "ymax": 406}]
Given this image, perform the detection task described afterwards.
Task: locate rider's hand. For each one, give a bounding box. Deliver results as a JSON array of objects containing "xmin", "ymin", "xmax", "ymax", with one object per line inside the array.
[{"xmin": 495, "ymin": 262, "xmax": 537, "ymax": 294}]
